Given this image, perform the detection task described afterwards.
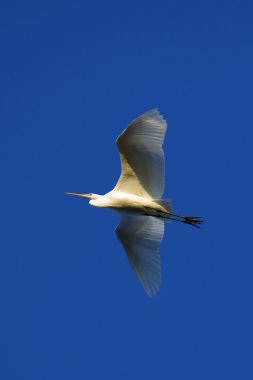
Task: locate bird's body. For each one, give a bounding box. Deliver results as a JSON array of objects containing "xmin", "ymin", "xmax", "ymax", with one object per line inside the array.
[
  {"xmin": 66, "ymin": 109, "xmax": 203, "ymax": 297},
  {"xmin": 89, "ymin": 191, "xmax": 168, "ymax": 216}
]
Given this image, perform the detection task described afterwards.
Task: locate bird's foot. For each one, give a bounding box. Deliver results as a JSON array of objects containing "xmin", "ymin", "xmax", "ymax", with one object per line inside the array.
[{"xmin": 182, "ymin": 216, "xmax": 204, "ymax": 228}]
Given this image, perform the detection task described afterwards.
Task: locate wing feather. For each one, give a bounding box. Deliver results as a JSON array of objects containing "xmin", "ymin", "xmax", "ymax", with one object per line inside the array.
[
  {"xmin": 113, "ymin": 109, "xmax": 167, "ymax": 199},
  {"xmin": 115, "ymin": 215, "xmax": 164, "ymax": 297}
]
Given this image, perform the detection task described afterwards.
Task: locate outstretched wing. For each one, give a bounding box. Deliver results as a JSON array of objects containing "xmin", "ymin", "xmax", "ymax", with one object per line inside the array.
[
  {"xmin": 113, "ymin": 109, "xmax": 167, "ymax": 199},
  {"xmin": 115, "ymin": 215, "xmax": 164, "ymax": 297}
]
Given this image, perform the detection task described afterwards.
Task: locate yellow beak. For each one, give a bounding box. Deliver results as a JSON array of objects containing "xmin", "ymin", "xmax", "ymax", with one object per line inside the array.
[{"xmin": 65, "ymin": 192, "xmax": 90, "ymax": 198}]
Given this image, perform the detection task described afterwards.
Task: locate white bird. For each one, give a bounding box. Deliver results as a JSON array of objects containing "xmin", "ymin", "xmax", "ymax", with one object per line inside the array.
[{"xmin": 66, "ymin": 109, "xmax": 203, "ymax": 297}]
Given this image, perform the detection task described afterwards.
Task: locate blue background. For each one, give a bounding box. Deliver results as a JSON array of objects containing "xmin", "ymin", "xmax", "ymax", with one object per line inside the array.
[{"xmin": 1, "ymin": 1, "xmax": 253, "ymax": 379}]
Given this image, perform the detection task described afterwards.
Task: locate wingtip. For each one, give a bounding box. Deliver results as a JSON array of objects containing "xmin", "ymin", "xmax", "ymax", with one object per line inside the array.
[{"xmin": 144, "ymin": 284, "xmax": 160, "ymax": 298}]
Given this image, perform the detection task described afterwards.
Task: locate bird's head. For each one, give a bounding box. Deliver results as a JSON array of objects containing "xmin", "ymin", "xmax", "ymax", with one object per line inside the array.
[{"xmin": 65, "ymin": 192, "xmax": 99, "ymax": 200}]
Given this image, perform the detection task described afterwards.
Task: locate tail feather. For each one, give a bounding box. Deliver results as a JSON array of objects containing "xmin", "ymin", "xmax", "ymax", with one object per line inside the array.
[{"xmin": 154, "ymin": 199, "xmax": 172, "ymax": 213}]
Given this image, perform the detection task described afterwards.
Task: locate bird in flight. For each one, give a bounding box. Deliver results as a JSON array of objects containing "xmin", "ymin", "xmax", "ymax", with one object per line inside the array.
[{"xmin": 66, "ymin": 109, "xmax": 203, "ymax": 297}]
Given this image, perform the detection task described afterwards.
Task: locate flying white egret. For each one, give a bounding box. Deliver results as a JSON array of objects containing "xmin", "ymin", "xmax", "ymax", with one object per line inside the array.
[{"xmin": 66, "ymin": 109, "xmax": 203, "ymax": 297}]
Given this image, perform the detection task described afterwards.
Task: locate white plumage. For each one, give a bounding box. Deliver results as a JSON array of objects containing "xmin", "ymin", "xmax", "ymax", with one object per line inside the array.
[
  {"xmin": 115, "ymin": 215, "xmax": 164, "ymax": 297},
  {"xmin": 66, "ymin": 109, "xmax": 203, "ymax": 297},
  {"xmin": 113, "ymin": 109, "xmax": 166, "ymax": 199}
]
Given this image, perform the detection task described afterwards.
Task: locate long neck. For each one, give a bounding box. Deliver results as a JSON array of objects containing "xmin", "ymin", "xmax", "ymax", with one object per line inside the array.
[{"xmin": 89, "ymin": 194, "xmax": 107, "ymax": 207}]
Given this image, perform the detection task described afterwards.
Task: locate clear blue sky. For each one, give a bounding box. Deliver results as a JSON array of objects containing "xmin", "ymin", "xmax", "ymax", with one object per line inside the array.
[{"xmin": 1, "ymin": 1, "xmax": 253, "ymax": 379}]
